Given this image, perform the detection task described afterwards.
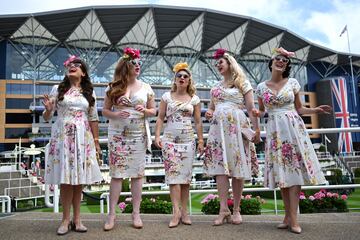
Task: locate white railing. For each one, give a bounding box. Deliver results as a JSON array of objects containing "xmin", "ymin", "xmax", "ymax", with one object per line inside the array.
[
  {"xmin": 0, "ymin": 195, "xmax": 11, "ymax": 213},
  {"xmin": 45, "ymin": 127, "xmax": 360, "ymax": 212},
  {"xmin": 98, "ymin": 184, "xmax": 360, "ymax": 215}
]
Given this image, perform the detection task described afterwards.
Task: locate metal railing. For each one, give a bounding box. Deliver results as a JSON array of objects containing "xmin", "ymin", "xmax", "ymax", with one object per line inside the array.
[
  {"xmin": 44, "ymin": 127, "xmax": 360, "ymax": 213},
  {"xmin": 0, "ymin": 195, "xmax": 11, "ymax": 213},
  {"xmin": 5, "ymin": 185, "xmax": 44, "ymax": 199},
  {"xmin": 98, "ymin": 184, "xmax": 360, "ymax": 215}
]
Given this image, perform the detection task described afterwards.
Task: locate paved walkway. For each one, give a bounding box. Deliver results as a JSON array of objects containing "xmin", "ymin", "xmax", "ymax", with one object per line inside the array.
[{"xmin": 0, "ymin": 212, "xmax": 359, "ymax": 240}]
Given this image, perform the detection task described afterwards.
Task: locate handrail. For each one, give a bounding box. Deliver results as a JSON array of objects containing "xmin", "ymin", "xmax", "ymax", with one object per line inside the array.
[
  {"xmin": 0, "ymin": 195, "xmax": 11, "ymax": 213},
  {"xmin": 99, "ymin": 184, "xmax": 360, "ymax": 215}
]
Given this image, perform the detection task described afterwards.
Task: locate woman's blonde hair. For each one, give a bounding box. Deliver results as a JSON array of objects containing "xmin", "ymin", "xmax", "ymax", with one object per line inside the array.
[
  {"xmin": 222, "ymin": 53, "xmax": 247, "ymax": 93},
  {"xmin": 106, "ymin": 59, "xmax": 134, "ymax": 105},
  {"xmin": 171, "ymin": 68, "xmax": 196, "ymax": 97}
]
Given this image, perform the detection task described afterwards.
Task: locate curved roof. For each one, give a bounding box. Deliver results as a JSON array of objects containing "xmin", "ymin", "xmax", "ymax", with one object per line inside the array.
[{"xmin": 1, "ymin": 4, "xmax": 359, "ymax": 64}]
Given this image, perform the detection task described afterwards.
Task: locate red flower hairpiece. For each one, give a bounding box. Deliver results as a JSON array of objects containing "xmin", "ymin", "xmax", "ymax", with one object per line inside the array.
[
  {"xmin": 214, "ymin": 48, "xmax": 227, "ymax": 59},
  {"xmin": 63, "ymin": 55, "xmax": 80, "ymax": 67},
  {"xmin": 123, "ymin": 47, "xmax": 141, "ymax": 60}
]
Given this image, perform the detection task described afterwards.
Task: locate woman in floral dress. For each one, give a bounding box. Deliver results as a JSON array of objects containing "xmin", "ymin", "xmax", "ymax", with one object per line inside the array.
[
  {"xmin": 102, "ymin": 48, "xmax": 156, "ymax": 230},
  {"xmin": 155, "ymin": 62, "xmax": 204, "ymax": 228},
  {"xmin": 255, "ymin": 47, "xmax": 331, "ymax": 234},
  {"xmin": 43, "ymin": 56, "xmax": 102, "ymax": 235},
  {"xmin": 204, "ymin": 49, "xmax": 260, "ymax": 226}
]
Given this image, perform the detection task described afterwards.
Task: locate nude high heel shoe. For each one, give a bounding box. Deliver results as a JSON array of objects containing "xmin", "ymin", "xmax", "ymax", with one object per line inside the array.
[
  {"xmin": 213, "ymin": 210, "xmax": 232, "ymax": 226},
  {"xmin": 232, "ymin": 208, "xmax": 242, "ymax": 225},
  {"xmin": 103, "ymin": 215, "xmax": 116, "ymax": 231}
]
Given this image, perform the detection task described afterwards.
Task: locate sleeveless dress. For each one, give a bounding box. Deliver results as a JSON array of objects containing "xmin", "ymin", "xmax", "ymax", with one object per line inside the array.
[
  {"xmin": 204, "ymin": 80, "xmax": 256, "ymax": 179},
  {"xmin": 161, "ymin": 92, "xmax": 200, "ymax": 184},
  {"xmin": 256, "ymin": 78, "xmax": 327, "ymax": 188},
  {"xmin": 45, "ymin": 85, "xmax": 102, "ymax": 185},
  {"xmin": 106, "ymin": 83, "xmax": 154, "ymax": 178}
]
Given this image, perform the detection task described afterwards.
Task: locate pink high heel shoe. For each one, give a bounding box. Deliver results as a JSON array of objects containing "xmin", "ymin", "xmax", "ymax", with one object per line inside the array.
[{"xmin": 213, "ymin": 210, "xmax": 232, "ymax": 226}]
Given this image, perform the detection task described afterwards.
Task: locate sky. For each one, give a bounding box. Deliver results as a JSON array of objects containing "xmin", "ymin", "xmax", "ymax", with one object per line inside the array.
[{"xmin": 0, "ymin": 0, "xmax": 359, "ymax": 55}]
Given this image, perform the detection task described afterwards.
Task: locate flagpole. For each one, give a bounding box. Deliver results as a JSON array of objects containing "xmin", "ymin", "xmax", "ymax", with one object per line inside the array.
[{"xmin": 345, "ymin": 26, "xmax": 357, "ymax": 106}]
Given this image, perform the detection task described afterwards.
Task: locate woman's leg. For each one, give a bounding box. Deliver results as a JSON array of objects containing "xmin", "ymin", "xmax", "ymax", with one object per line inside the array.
[
  {"xmin": 231, "ymin": 177, "xmax": 244, "ymax": 224},
  {"xmin": 180, "ymin": 184, "xmax": 191, "ymax": 224},
  {"xmin": 57, "ymin": 184, "xmax": 73, "ymax": 234},
  {"xmin": 169, "ymin": 184, "xmax": 181, "ymax": 227},
  {"xmin": 278, "ymin": 187, "xmax": 290, "ymax": 228},
  {"xmin": 289, "ymin": 185, "xmax": 302, "ymax": 233},
  {"xmin": 131, "ymin": 177, "xmax": 143, "ymax": 228},
  {"xmin": 72, "ymin": 185, "xmax": 87, "ymax": 231},
  {"xmin": 213, "ymin": 175, "xmax": 231, "ymax": 225},
  {"xmin": 104, "ymin": 178, "xmax": 122, "ymax": 230}
]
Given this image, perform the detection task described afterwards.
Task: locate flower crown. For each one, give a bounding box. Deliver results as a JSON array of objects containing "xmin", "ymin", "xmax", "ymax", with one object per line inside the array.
[
  {"xmin": 63, "ymin": 55, "xmax": 81, "ymax": 67},
  {"xmin": 173, "ymin": 62, "xmax": 189, "ymax": 73},
  {"xmin": 122, "ymin": 47, "xmax": 140, "ymax": 61},
  {"xmin": 213, "ymin": 48, "xmax": 227, "ymax": 59},
  {"xmin": 272, "ymin": 47, "xmax": 295, "ymax": 58}
]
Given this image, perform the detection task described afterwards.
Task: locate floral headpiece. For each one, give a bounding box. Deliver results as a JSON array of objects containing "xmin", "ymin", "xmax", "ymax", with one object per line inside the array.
[
  {"xmin": 173, "ymin": 62, "xmax": 190, "ymax": 73},
  {"xmin": 272, "ymin": 47, "xmax": 295, "ymax": 58},
  {"xmin": 213, "ymin": 48, "xmax": 227, "ymax": 60},
  {"xmin": 122, "ymin": 47, "xmax": 141, "ymax": 61},
  {"xmin": 63, "ymin": 55, "xmax": 81, "ymax": 67}
]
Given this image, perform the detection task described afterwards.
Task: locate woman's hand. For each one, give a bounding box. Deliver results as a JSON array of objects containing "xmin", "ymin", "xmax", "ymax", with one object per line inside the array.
[
  {"xmin": 154, "ymin": 137, "xmax": 162, "ymax": 148},
  {"xmin": 95, "ymin": 140, "xmax": 102, "ymax": 162},
  {"xmin": 197, "ymin": 142, "xmax": 204, "ymax": 157},
  {"xmin": 251, "ymin": 108, "xmax": 260, "ymax": 118},
  {"xmin": 135, "ymin": 104, "xmax": 145, "ymax": 112},
  {"xmin": 42, "ymin": 94, "xmax": 54, "ymax": 112},
  {"xmin": 315, "ymin": 105, "xmax": 332, "ymax": 114},
  {"xmin": 116, "ymin": 110, "xmax": 130, "ymax": 119},
  {"xmin": 205, "ymin": 109, "xmax": 213, "ymax": 120},
  {"xmin": 253, "ymin": 130, "xmax": 261, "ymax": 144}
]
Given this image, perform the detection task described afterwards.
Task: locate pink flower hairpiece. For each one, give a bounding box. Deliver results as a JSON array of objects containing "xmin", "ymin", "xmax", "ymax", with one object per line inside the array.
[
  {"xmin": 63, "ymin": 55, "xmax": 80, "ymax": 67},
  {"xmin": 273, "ymin": 47, "xmax": 295, "ymax": 58},
  {"xmin": 122, "ymin": 47, "xmax": 141, "ymax": 61},
  {"xmin": 213, "ymin": 48, "xmax": 227, "ymax": 59}
]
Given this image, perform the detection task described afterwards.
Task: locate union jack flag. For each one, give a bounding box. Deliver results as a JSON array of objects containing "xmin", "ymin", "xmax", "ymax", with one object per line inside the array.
[{"xmin": 330, "ymin": 77, "xmax": 353, "ymax": 152}]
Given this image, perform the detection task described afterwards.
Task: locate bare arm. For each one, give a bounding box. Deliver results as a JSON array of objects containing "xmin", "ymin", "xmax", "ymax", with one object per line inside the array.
[
  {"xmin": 145, "ymin": 97, "xmax": 157, "ymax": 117},
  {"xmin": 193, "ymin": 103, "xmax": 204, "ymax": 156},
  {"xmin": 89, "ymin": 120, "xmax": 101, "ymax": 154},
  {"xmin": 244, "ymin": 90, "xmax": 260, "ymax": 143},
  {"xmin": 102, "ymin": 95, "xmax": 130, "ymax": 120},
  {"xmin": 205, "ymin": 98, "xmax": 215, "ymax": 120},
  {"xmin": 154, "ymin": 99, "xmax": 167, "ymax": 148},
  {"xmin": 294, "ymin": 93, "xmax": 332, "ymax": 115}
]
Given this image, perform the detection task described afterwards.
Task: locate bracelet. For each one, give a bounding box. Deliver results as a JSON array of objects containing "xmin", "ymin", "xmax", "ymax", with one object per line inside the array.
[
  {"xmin": 198, "ymin": 140, "xmax": 204, "ymax": 144},
  {"xmin": 94, "ymin": 138, "xmax": 99, "ymax": 141}
]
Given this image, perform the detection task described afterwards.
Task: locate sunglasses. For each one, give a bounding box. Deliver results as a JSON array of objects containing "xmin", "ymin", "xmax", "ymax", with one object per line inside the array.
[
  {"xmin": 130, "ymin": 59, "xmax": 142, "ymax": 66},
  {"xmin": 65, "ymin": 62, "xmax": 82, "ymax": 69},
  {"xmin": 215, "ymin": 60, "xmax": 225, "ymax": 67},
  {"xmin": 175, "ymin": 73, "xmax": 190, "ymax": 79},
  {"xmin": 274, "ymin": 56, "xmax": 289, "ymax": 63}
]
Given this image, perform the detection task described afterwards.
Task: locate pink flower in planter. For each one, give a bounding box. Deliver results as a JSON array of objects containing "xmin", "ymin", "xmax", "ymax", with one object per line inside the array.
[
  {"xmin": 326, "ymin": 192, "xmax": 333, "ymax": 198},
  {"xmin": 299, "ymin": 195, "xmax": 306, "ymax": 200},
  {"xmin": 118, "ymin": 202, "xmax": 126, "ymax": 212},
  {"xmin": 245, "ymin": 194, "xmax": 252, "ymax": 200},
  {"xmin": 333, "ymin": 193, "xmax": 339, "ymax": 198},
  {"xmin": 125, "ymin": 197, "xmax": 132, "ymax": 202},
  {"xmin": 341, "ymin": 194, "xmax": 348, "ymax": 200},
  {"xmin": 309, "ymin": 196, "xmax": 315, "ymax": 201},
  {"xmin": 227, "ymin": 199, "xmax": 234, "ymax": 207}
]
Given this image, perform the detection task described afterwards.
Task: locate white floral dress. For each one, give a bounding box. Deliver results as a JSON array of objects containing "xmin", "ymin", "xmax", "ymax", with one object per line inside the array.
[
  {"xmin": 161, "ymin": 92, "xmax": 200, "ymax": 184},
  {"xmin": 107, "ymin": 83, "xmax": 154, "ymax": 178},
  {"xmin": 256, "ymin": 78, "xmax": 327, "ymax": 189},
  {"xmin": 45, "ymin": 85, "xmax": 102, "ymax": 185},
  {"xmin": 204, "ymin": 81, "xmax": 255, "ymax": 179}
]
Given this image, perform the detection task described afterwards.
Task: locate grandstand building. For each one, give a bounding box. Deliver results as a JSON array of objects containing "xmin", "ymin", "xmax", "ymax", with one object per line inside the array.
[{"xmin": 0, "ymin": 4, "xmax": 359, "ymax": 156}]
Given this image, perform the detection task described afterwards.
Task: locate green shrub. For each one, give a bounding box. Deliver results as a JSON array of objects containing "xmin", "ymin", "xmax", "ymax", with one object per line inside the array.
[
  {"xmin": 354, "ymin": 168, "xmax": 360, "ymax": 178},
  {"xmin": 121, "ymin": 197, "xmax": 172, "ymax": 214},
  {"xmin": 200, "ymin": 194, "xmax": 264, "ymax": 215},
  {"xmin": 299, "ymin": 190, "xmax": 348, "ymax": 213}
]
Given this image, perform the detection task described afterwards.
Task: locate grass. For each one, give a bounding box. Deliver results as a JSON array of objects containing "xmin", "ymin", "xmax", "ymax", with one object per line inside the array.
[{"xmin": 28, "ymin": 188, "xmax": 360, "ymax": 214}]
